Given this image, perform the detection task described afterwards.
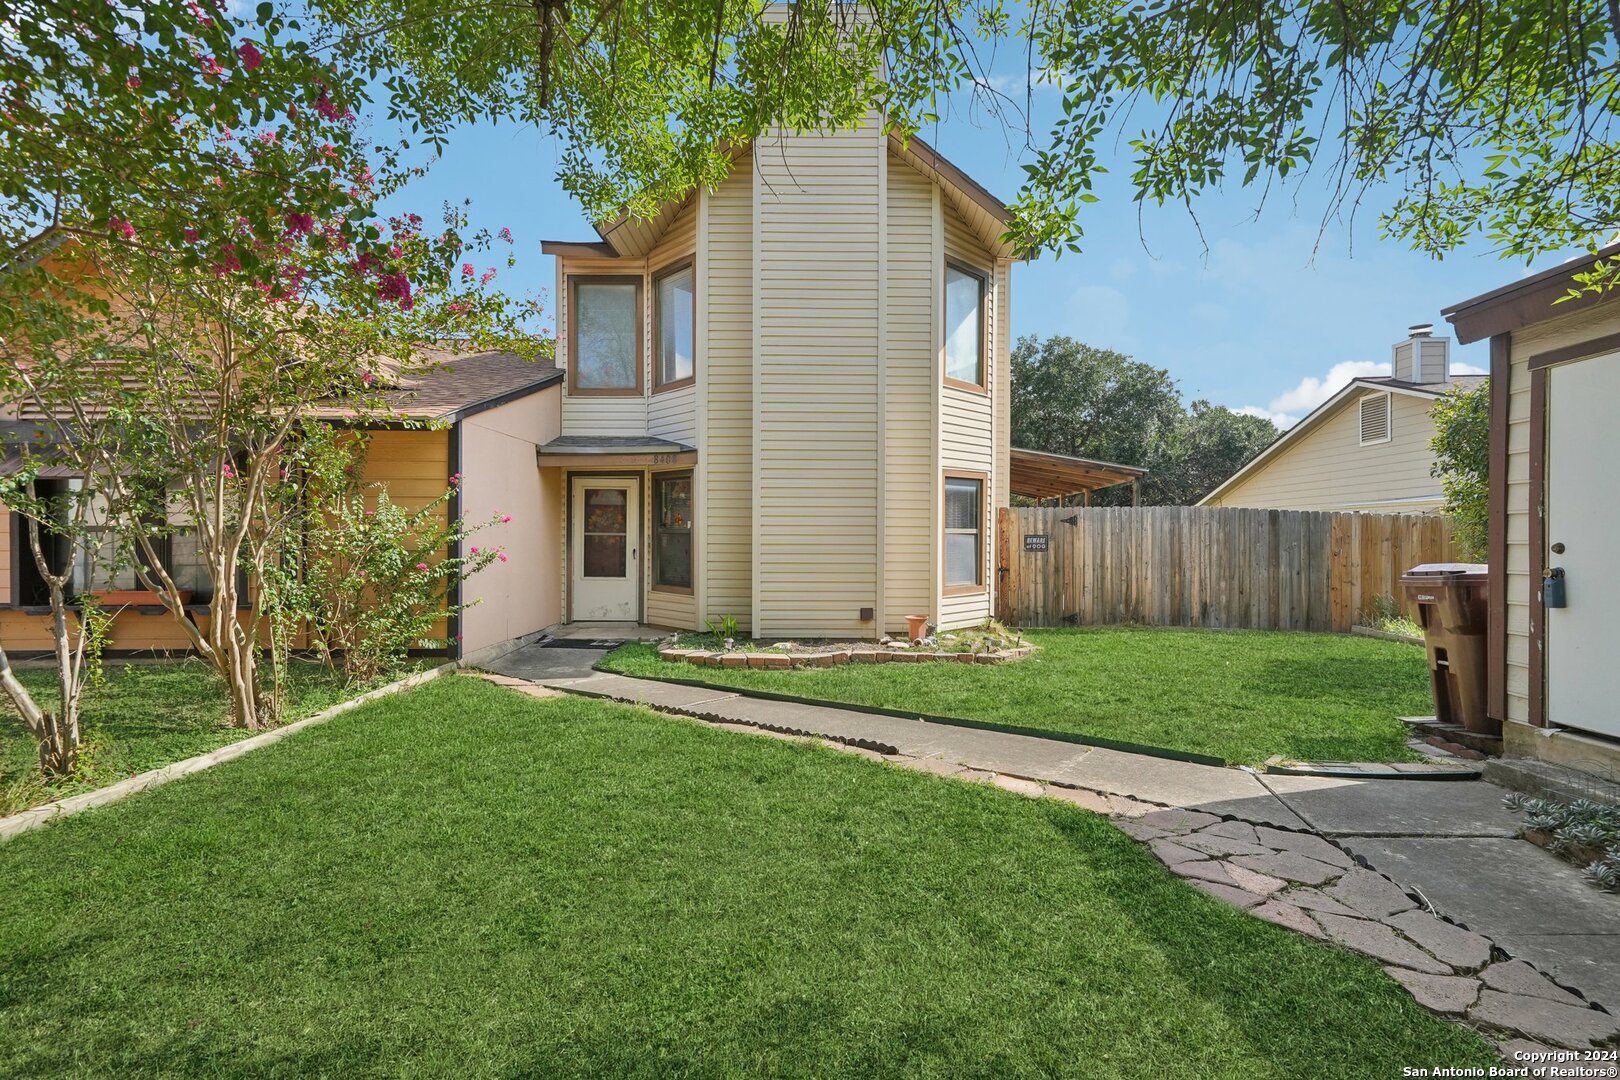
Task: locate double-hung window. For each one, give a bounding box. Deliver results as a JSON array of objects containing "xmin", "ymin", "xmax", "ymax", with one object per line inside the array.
[
  {"xmin": 653, "ymin": 261, "xmax": 695, "ymax": 392},
  {"xmin": 944, "ymin": 262, "xmax": 987, "ymax": 390},
  {"xmin": 568, "ymin": 276, "xmax": 642, "ymax": 395},
  {"xmin": 943, "ymin": 474, "xmax": 985, "ymax": 591}
]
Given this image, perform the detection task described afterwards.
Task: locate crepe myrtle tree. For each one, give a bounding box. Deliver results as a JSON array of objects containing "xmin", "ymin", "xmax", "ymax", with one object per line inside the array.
[
  {"xmin": 0, "ymin": 470, "xmax": 111, "ymax": 776},
  {"xmin": 0, "ymin": 6, "xmax": 543, "ymax": 728}
]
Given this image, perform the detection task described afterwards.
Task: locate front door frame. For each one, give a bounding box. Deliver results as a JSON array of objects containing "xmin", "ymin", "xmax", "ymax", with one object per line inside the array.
[
  {"xmin": 565, "ymin": 471, "xmax": 643, "ymax": 624},
  {"xmin": 1527, "ymin": 340, "xmax": 1620, "ymax": 732}
]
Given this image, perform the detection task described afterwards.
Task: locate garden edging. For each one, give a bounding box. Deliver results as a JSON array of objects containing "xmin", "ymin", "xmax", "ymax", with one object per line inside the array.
[
  {"xmin": 658, "ymin": 643, "xmax": 1035, "ymax": 670},
  {"xmin": 0, "ymin": 661, "xmax": 458, "ymax": 844}
]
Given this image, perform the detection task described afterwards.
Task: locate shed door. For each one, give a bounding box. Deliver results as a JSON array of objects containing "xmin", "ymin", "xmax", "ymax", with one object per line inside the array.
[
  {"xmin": 1545, "ymin": 354, "xmax": 1620, "ymax": 738},
  {"xmin": 570, "ymin": 479, "xmax": 640, "ymax": 622}
]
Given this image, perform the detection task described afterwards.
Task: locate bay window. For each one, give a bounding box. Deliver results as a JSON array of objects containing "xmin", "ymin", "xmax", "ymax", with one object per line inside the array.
[
  {"xmin": 653, "ymin": 472, "xmax": 693, "ymax": 592},
  {"xmin": 944, "ymin": 262, "xmax": 986, "ymax": 389},
  {"xmin": 944, "ymin": 473, "xmax": 985, "ymax": 592},
  {"xmin": 568, "ymin": 276, "xmax": 642, "ymax": 395},
  {"xmin": 654, "ymin": 261, "xmax": 695, "ymax": 391}
]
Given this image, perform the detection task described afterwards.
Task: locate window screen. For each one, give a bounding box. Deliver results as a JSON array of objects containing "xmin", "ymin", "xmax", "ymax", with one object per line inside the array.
[
  {"xmin": 944, "ymin": 265, "xmax": 985, "ymax": 386},
  {"xmin": 655, "ymin": 265, "xmax": 695, "ymax": 388},
  {"xmin": 944, "ymin": 476, "xmax": 983, "ymax": 588}
]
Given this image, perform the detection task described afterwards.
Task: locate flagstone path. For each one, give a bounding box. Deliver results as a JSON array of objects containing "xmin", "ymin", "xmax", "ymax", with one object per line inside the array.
[{"xmin": 482, "ymin": 643, "xmax": 1620, "ymax": 1059}]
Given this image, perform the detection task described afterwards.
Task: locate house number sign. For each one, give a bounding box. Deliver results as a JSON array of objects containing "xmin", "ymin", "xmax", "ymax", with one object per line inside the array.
[{"xmin": 1024, "ymin": 535, "xmax": 1050, "ymax": 553}]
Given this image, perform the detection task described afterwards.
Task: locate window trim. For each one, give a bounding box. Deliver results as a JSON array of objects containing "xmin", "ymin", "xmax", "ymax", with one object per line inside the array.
[
  {"xmin": 651, "ymin": 257, "xmax": 697, "ymax": 395},
  {"xmin": 651, "ymin": 468, "xmax": 695, "ymax": 596},
  {"xmin": 941, "ymin": 469, "xmax": 989, "ymax": 596},
  {"xmin": 1358, "ymin": 391, "xmax": 1392, "ymax": 446},
  {"xmin": 566, "ymin": 274, "xmax": 645, "ymax": 398},
  {"xmin": 942, "ymin": 260, "xmax": 990, "ymax": 395}
]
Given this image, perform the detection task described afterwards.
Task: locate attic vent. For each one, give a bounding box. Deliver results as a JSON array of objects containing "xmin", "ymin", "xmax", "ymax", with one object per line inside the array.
[{"xmin": 1359, "ymin": 393, "xmax": 1391, "ymax": 445}]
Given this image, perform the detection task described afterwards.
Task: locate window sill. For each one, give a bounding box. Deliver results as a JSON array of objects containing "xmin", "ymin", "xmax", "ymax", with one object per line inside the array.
[
  {"xmin": 944, "ymin": 376, "xmax": 989, "ymax": 397},
  {"xmin": 651, "ymin": 584, "xmax": 694, "ymax": 596},
  {"xmin": 566, "ymin": 385, "xmax": 645, "ymax": 398},
  {"xmin": 652, "ymin": 376, "xmax": 696, "ymax": 396},
  {"xmin": 942, "ymin": 584, "xmax": 989, "ymax": 597}
]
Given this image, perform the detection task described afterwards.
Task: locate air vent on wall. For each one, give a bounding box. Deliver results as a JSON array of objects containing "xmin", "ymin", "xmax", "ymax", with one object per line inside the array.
[{"xmin": 1359, "ymin": 393, "xmax": 1391, "ymax": 445}]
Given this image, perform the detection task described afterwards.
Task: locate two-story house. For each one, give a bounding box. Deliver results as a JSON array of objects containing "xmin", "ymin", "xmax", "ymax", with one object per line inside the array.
[
  {"xmin": 535, "ymin": 127, "xmax": 1022, "ymax": 640},
  {"xmin": 9, "ymin": 124, "xmax": 1112, "ymax": 656}
]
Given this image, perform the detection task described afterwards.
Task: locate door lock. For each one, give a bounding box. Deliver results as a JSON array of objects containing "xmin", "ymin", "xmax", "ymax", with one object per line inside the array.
[
  {"xmin": 1551, "ymin": 541, "xmax": 1566, "ymax": 555},
  {"xmin": 1543, "ymin": 566, "xmax": 1567, "ymax": 609}
]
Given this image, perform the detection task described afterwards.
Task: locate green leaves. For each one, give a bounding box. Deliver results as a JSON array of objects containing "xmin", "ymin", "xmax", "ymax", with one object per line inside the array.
[{"xmin": 1430, "ymin": 379, "xmax": 1491, "ymax": 562}]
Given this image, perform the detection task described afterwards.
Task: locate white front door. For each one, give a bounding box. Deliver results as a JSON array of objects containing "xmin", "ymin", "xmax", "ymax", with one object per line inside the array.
[
  {"xmin": 1545, "ymin": 354, "xmax": 1620, "ymax": 738},
  {"xmin": 570, "ymin": 478, "xmax": 640, "ymax": 622}
]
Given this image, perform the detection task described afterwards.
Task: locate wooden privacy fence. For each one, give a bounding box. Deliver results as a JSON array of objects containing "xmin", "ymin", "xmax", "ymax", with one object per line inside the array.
[{"xmin": 996, "ymin": 506, "xmax": 1456, "ymax": 633}]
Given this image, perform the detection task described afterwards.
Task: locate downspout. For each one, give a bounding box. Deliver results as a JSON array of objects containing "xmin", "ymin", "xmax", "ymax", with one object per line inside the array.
[{"xmin": 447, "ymin": 419, "xmax": 464, "ymax": 663}]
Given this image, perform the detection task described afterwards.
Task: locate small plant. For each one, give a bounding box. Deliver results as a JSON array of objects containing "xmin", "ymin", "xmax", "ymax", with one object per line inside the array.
[
  {"xmin": 704, "ymin": 615, "xmax": 740, "ymax": 649},
  {"xmin": 1502, "ymin": 792, "xmax": 1620, "ymax": 892},
  {"xmin": 1358, "ymin": 594, "xmax": 1422, "ymax": 638}
]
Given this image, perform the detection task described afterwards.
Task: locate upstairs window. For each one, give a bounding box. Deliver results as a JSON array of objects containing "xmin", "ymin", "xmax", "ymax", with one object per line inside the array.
[
  {"xmin": 654, "ymin": 261, "xmax": 696, "ymax": 392},
  {"xmin": 943, "ymin": 473, "xmax": 985, "ymax": 591},
  {"xmin": 944, "ymin": 262, "xmax": 987, "ymax": 390},
  {"xmin": 1359, "ymin": 392, "xmax": 1391, "ymax": 445},
  {"xmin": 569, "ymin": 277, "xmax": 642, "ymax": 395}
]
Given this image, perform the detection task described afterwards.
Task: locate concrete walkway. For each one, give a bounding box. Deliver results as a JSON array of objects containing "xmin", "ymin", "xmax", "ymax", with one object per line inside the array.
[{"xmin": 486, "ymin": 642, "xmax": 1619, "ymax": 1038}]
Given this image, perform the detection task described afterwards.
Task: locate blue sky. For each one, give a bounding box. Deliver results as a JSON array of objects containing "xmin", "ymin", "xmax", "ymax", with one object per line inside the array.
[{"xmin": 378, "ymin": 73, "xmax": 1570, "ymax": 429}]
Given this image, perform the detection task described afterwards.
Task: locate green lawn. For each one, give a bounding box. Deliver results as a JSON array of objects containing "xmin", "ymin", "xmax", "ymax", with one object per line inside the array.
[
  {"xmin": 600, "ymin": 626, "xmax": 1433, "ymax": 766},
  {"xmin": 1, "ymin": 660, "xmax": 383, "ymax": 814},
  {"xmin": 0, "ymin": 675, "xmax": 1489, "ymax": 1077}
]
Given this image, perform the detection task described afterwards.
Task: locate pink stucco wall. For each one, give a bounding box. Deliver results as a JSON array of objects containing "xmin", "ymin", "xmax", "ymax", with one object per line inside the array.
[{"xmin": 458, "ymin": 386, "xmax": 562, "ymax": 654}]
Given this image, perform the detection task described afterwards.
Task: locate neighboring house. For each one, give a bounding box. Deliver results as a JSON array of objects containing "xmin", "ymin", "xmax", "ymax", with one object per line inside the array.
[
  {"xmin": 1442, "ymin": 247, "xmax": 1620, "ymax": 782},
  {"xmin": 1200, "ymin": 326, "xmax": 1483, "ymax": 513},
  {"xmin": 2, "ymin": 350, "xmax": 563, "ymax": 658}
]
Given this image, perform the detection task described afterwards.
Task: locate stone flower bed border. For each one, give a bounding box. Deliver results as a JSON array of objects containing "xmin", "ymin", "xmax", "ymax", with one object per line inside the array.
[{"xmin": 657, "ymin": 642, "xmax": 1036, "ymax": 671}]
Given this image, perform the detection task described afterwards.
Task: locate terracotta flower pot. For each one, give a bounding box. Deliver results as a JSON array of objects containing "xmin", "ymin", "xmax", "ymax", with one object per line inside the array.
[{"xmin": 904, "ymin": 614, "xmax": 930, "ymax": 643}]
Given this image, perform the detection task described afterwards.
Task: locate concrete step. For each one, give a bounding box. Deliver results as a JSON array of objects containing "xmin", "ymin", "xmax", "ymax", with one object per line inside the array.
[{"xmin": 1483, "ymin": 757, "xmax": 1620, "ymax": 808}]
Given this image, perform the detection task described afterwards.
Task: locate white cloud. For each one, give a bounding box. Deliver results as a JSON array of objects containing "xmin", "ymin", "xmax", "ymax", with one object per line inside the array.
[
  {"xmin": 1067, "ymin": 284, "xmax": 1134, "ymax": 352},
  {"xmin": 1239, "ymin": 360, "xmax": 1391, "ymax": 429},
  {"xmin": 1451, "ymin": 361, "xmax": 1488, "ymax": 376}
]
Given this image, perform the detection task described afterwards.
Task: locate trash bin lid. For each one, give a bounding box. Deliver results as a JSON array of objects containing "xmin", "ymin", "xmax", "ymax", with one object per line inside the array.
[{"xmin": 1401, "ymin": 562, "xmax": 1489, "ymax": 581}]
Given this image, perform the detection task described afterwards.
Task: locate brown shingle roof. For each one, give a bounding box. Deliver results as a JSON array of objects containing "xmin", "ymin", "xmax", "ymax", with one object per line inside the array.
[{"xmin": 308, "ymin": 348, "xmax": 561, "ymax": 423}]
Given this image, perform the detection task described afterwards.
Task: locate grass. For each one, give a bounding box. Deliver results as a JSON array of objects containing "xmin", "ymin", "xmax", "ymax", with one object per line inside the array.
[
  {"xmin": 600, "ymin": 626, "xmax": 1434, "ymax": 767},
  {"xmin": 0, "ymin": 660, "xmax": 394, "ymax": 815},
  {"xmin": 0, "ymin": 675, "xmax": 1492, "ymax": 1077}
]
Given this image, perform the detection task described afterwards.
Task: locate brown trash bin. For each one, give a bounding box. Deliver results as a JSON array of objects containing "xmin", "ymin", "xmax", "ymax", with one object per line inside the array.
[{"xmin": 1399, "ymin": 563, "xmax": 1496, "ymax": 735}]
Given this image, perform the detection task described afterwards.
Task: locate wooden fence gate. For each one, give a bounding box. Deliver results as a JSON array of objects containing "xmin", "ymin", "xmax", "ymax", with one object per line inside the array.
[{"xmin": 995, "ymin": 506, "xmax": 1456, "ymax": 632}]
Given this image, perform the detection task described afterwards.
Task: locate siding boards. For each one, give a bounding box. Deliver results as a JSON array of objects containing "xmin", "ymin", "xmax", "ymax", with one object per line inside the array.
[
  {"xmin": 702, "ymin": 154, "xmax": 754, "ymax": 631},
  {"xmin": 1207, "ymin": 389, "xmax": 1450, "ymax": 512},
  {"xmin": 937, "ymin": 203, "xmax": 996, "ymax": 628},
  {"xmin": 882, "ymin": 155, "xmax": 934, "ymax": 630},
  {"xmin": 997, "ymin": 506, "xmax": 1455, "ymax": 632},
  {"xmin": 753, "ymin": 123, "xmax": 881, "ymax": 636}
]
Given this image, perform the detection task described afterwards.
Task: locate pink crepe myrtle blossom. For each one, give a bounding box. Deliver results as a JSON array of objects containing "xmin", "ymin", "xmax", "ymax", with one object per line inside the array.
[
  {"xmin": 469, "ymin": 546, "xmax": 479, "ymax": 555},
  {"xmin": 257, "ymin": 130, "xmax": 276, "ymax": 145},
  {"xmin": 107, "ymin": 217, "xmax": 136, "ymax": 240},
  {"xmin": 199, "ymin": 56, "xmax": 224, "ymax": 77},
  {"xmin": 284, "ymin": 211, "xmax": 315, "ymax": 236},
  {"xmin": 415, "ymin": 562, "xmax": 429, "ymax": 572},
  {"xmin": 361, "ymin": 371, "xmax": 375, "ymax": 387},
  {"xmin": 186, "ymin": 0, "xmax": 213, "ymax": 26},
  {"xmin": 237, "ymin": 40, "xmax": 263, "ymax": 71},
  {"xmin": 496, "ymin": 550, "xmax": 508, "ymax": 563},
  {"xmin": 376, "ymin": 271, "xmax": 412, "ymax": 310},
  {"xmin": 480, "ymin": 268, "xmax": 496, "ymax": 285},
  {"xmin": 498, "ymin": 227, "xmax": 513, "ymax": 243},
  {"xmin": 221, "ymin": 462, "xmax": 236, "ymax": 479},
  {"xmin": 448, "ymin": 472, "xmax": 461, "ymax": 487},
  {"xmin": 126, "ymin": 75, "xmax": 140, "ymax": 89},
  {"xmin": 183, "ymin": 227, "xmax": 199, "ymax": 243},
  {"xmin": 500, "ymin": 514, "xmax": 512, "ymax": 523},
  {"xmin": 446, "ymin": 301, "xmax": 468, "ymax": 314},
  {"xmin": 460, "ymin": 262, "xmax": 475, "ymax": 281}
]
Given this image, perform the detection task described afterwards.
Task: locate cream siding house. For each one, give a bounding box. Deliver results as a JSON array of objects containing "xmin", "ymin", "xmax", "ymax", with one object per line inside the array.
[
  {"xmin": 1443, "ymin": 248, "xmax": 1620, "ymax": 782},
  {"xmin": 541, "ymin": 124, "xmax": 1021, "ymax": 639},
  {"xmin": 1202, "ymin": 327, "xmax": 1482, "ymax": 513}
]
